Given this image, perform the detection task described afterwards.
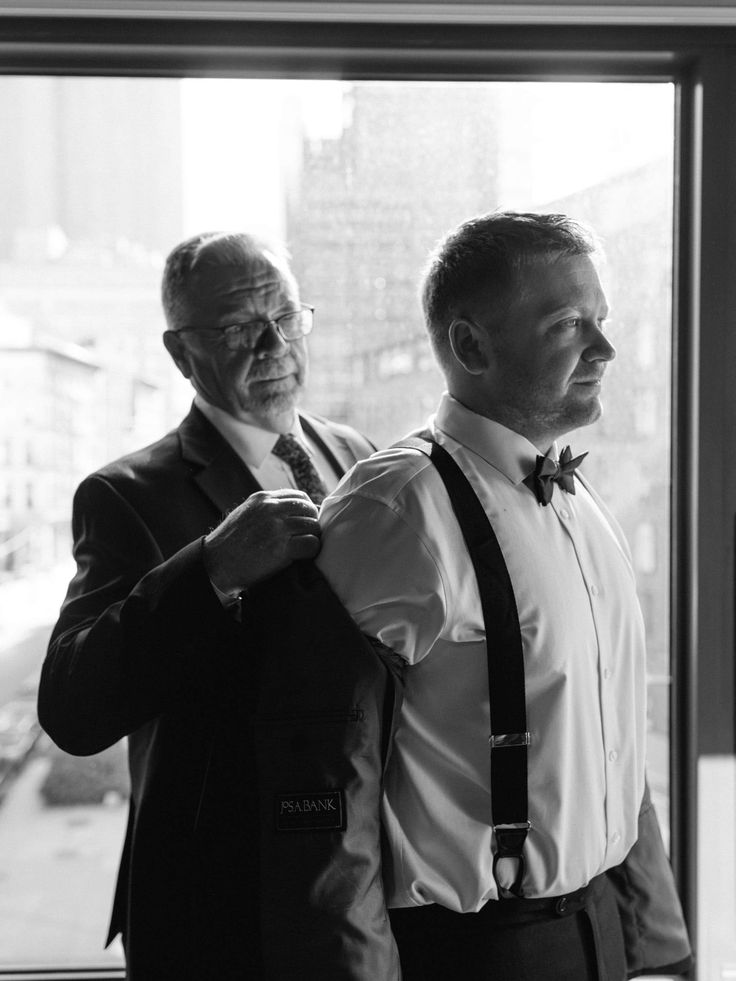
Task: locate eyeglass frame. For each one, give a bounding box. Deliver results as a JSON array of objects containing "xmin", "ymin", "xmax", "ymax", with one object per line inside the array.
[{"xmin": 169, "ymin": 303, "xmax": 315, "ymax": 351}]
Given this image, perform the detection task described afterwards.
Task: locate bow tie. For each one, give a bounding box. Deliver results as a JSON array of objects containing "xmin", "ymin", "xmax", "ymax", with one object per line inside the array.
[{"xmin": 523, "ymin": 445, "xmax": 588, "ymax": 507}]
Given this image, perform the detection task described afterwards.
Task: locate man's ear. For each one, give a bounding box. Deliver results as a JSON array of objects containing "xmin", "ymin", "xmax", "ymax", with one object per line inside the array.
[
  {"xmin": 448, "ymin": 318, "xmax": 490, "ymax": 376},
  {"xmin": 163, "ymin": 330, "xmax": 193, "ymax": 379}
]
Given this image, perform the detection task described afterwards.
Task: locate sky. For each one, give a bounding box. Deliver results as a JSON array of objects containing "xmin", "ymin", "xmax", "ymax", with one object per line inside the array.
[
  {"xmin": 181, "ymin": 79, "xmax": 347, "ymax": 240},
  {"xmin": 181, "ymin": 79, "xmax": 674, "ymax": 242}
]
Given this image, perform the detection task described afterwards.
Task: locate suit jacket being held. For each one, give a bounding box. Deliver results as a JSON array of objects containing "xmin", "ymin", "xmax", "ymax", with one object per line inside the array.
[{"xmin": 38, "ymin": 403, "xmax": 374, "ymax": 980}]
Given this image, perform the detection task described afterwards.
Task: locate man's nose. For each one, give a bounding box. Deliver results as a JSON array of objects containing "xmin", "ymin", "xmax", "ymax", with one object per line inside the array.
[
  {"xmin": 256, "ymin": 321, "xmax": 291, "ymax": 357},
  {"xmin": 584, "ymin": 324, "xmax": 616, "ymax": 363}
]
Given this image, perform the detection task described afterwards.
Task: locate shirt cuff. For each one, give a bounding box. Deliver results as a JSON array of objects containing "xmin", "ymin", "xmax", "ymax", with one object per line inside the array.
[{"xmin": 200, "ymin": 536, "xmax": 242, "ymax": 615}]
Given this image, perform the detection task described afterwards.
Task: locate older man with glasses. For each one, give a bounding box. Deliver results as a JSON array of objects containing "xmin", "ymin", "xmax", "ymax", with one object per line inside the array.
[{"xmin": 38, "ymin": 232, "xmax": 375, "ymax": 980}]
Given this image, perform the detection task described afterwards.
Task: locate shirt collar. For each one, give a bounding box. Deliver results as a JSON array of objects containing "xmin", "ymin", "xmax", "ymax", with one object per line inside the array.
[
  {"xmin": 433, "ymin": 393, "xmax": 557, "ymax": 487},
  {"xmin": 193, "ymin": 394, "xmax": 309, "ymax": 469}
]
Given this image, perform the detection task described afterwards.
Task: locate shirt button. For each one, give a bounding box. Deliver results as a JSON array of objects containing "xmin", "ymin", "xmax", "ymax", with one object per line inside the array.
[
  {"xmin": 611, "ymin": 831, "xmax": 621, "ymax": 844},
  {"xmin": 603, "ymin": 667, "xmax": 612, "ymax": 680},
  {"xmin": 590, "ymin": 584, "xmax": 599, "ymax": 596},
  {"xmin": 608, "ymin": 750, "xmax": 619, "ymax": 763},
  {"xmin": 560, "ymin": 508, "xmax": 570, "ymax": 519}
]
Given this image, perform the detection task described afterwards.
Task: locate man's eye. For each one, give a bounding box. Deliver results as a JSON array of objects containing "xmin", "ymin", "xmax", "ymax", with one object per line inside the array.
[
  {"xmin": 557, "ymin": 317, "xmax": 582, "ymax": 329},
  {"xmin": 223, "ymin": 322, "xmax": 259, "ymax": 335}
]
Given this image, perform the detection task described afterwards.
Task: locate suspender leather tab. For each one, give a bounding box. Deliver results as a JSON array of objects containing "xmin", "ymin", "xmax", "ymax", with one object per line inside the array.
[{"xmin": 493, "ymin": 826, "xmax": 530, "ymax": 898}]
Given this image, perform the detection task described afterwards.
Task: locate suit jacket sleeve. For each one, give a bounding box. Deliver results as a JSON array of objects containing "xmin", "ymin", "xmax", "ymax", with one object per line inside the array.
[{"xmin": 38, "ymin": 472, "xmax": 237, "ymax": 756}]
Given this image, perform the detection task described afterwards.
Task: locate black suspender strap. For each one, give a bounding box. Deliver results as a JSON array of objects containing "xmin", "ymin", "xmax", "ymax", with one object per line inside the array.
[{"xmin": 400, "ymin": 433, "xmax": 530, "ymax": 898}]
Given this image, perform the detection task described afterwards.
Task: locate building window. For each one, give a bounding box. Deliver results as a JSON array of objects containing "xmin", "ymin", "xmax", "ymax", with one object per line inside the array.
[{"xmin": 1, "ymin": 73, "xmax": 680, "ymax": 974}]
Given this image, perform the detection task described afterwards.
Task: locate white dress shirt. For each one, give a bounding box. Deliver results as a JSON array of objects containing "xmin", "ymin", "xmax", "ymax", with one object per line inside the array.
[{"xmin": 317, "ymin": 393, "xmax": 647, "ymax": 911}]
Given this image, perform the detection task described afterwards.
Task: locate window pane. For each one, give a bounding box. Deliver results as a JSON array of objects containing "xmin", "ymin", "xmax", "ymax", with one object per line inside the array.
[{"xmin": 0, "ymin": 76, "xmax": 673, "ymax": 968}]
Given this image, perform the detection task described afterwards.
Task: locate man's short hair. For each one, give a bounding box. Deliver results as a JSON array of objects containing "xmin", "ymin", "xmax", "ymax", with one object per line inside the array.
[
  {"xmin": 161, "ymin": 231, "xmax": 294, "ymax": 330},
  {"xmin": 420, "ymin": 211, "xmax": 599, "ymax": 367}
]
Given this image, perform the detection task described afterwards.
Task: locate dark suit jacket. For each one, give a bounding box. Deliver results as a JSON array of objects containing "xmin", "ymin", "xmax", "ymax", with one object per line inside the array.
[{"xmin": 38, "ymin": 404, "xmax": 375, "ymax": 980}]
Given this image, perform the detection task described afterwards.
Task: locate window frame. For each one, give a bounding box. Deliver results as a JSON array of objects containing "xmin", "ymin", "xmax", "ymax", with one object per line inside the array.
[{"xmin": 3, "ymin": 8, "xmax": 735, "ymax": 981}]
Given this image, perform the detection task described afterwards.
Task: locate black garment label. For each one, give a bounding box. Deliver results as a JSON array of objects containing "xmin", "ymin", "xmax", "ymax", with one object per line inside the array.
[{"xmin": 275, "ymin": 790, "xmax": 346, "ymax": 832}]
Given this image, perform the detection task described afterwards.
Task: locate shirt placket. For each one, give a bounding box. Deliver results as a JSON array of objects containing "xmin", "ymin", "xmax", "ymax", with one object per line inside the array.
[{"xmin": 550, "ymin": 490, "xmax": 624, "ymax": 863}]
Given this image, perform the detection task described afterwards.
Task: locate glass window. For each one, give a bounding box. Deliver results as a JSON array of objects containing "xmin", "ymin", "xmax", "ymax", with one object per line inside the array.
[{"xmin": 0, "ymin": 75, "xmax": 674, "ymax": 970}]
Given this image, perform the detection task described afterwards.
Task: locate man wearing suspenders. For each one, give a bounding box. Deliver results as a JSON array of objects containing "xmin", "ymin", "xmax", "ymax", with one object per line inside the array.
[{"xmin": 316, "ymin": 212, "xmax": 689, "ymax": 980}]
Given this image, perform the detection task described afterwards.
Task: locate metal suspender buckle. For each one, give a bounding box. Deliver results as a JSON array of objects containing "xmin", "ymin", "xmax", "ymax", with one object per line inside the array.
[{"xmin": 489, "ymin": 732, "xmax": 531, "ymax": 748}]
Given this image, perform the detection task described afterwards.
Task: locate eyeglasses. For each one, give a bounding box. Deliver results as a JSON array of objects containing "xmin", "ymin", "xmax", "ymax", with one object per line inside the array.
[{"xmin": 175, "ymin": 304, "xmax": 315, "ymax": 351}]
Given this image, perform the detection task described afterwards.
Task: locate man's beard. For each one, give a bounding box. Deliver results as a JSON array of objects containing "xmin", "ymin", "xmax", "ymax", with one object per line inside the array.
[{"xmin": 249, "ymin": 375, "xmax": 304, "ymax": 417}]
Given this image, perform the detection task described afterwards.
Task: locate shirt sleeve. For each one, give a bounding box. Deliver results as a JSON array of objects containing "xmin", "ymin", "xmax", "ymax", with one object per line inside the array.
[{"xmin": 316, "ymin": 489, "xmax": 448, "ymax": 664}]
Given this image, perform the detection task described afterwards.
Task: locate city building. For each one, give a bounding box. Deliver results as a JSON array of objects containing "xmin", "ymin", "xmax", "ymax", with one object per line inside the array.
[
  {"xmin": 288, "ymin": 83, "xmax": 501, "ymax": 445},
  {"xmin": 0, "ymin": 78, "xmax": 187, "ymax": 575}
]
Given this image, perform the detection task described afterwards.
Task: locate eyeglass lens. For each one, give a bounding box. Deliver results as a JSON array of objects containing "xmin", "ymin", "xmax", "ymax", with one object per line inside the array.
[{"xmin": 223, "ymin": 309, "xmax": 312, "ymax": 350}]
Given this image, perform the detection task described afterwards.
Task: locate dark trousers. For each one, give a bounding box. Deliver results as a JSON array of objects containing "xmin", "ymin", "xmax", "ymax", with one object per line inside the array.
[{"xmin": 388, "ymin": 874, "xmax": 627, "ymax": 981}]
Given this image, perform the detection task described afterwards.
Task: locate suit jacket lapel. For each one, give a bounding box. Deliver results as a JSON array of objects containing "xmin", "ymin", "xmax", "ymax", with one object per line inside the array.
[
  {"xmin": 178, "ymin": 405, "xmax": 262, "ymax": 516},
  {"xmin": 300, "ymin": 414, "xmax": 350, "ymax": 480},
  {"xmin": 300, "ymin": 413, "xmax": 358, "ymax": 478}
]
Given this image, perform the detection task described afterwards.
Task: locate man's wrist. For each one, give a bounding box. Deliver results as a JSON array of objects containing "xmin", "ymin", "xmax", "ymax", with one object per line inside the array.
[{"xmin": 200, "ymin": 535, "xmax": 240, "ymax": 607}]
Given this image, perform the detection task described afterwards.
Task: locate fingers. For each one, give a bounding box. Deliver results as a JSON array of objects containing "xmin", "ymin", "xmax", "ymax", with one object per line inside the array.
[
  {"xmin": 282, "ymin": 515, "xmax": 321, "ymax": 538},
  {"xmin": 203, "ymin": 487, "xmax": 326, "ymax": 594},
  {"xmin": 241, "ymin": 489, "xmax": 319, "ymax": 520},
  {"xmin": 258, "ymin": 488, "xmax": 313, "ymax": 501},
  {"xmin": 287, "ymin": 534, "xmax": 321, "ymax": 560},
  {"xmin": 249, "ymin": 488, "xmax": 316, "ymax": 506}
]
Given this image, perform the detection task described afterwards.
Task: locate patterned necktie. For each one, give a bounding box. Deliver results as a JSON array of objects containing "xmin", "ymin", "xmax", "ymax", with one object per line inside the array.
[
  {"xmin": 272, "ymin": 433, "xmax": 328, "ymax": 505},
  {"xmin": 522, "ymin": 445, "xmax": 588, "ymax": 507}
]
